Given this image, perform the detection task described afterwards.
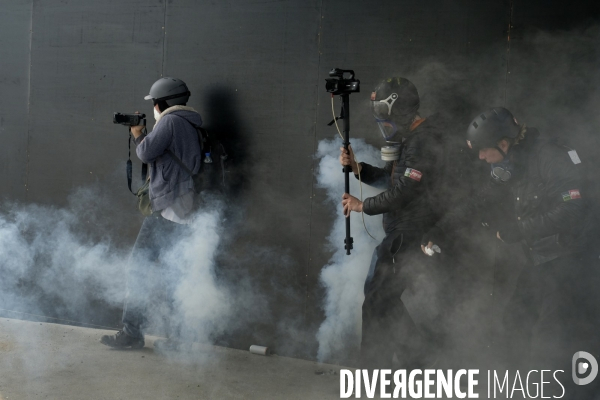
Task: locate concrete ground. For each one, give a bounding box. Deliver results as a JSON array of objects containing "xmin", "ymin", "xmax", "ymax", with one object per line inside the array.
[{"xmin": 0, "ymin": 318, "xmax": 344, "ymax": 400}]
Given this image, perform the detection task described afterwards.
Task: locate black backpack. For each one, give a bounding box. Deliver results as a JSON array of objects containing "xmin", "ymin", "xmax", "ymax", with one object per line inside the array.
[{"xmin": 166, "ymin": 124, "xmax": 229, "ymax": 195}]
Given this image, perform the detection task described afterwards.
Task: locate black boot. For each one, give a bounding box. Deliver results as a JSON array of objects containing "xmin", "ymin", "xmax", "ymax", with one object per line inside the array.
[{"xmin": 100, "ymin": 329, "xmax": 145, "ymax": 349}]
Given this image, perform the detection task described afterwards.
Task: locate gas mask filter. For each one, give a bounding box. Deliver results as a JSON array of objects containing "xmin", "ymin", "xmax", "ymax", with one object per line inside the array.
[
  {"xmin": 381, "ymin": 145, "xmax": 401, "ymax": 161},
  {"xmin": 490, "ymin": 159, "xmax": 513, "ymax": 183}
]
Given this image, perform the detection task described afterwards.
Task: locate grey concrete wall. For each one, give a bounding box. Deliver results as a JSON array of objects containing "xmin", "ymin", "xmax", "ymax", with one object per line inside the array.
[
  {"xmin": 0, "ymin": 0, "xmax": 31, "ymax": 202},
  {"xmin": 0, "ymin": 0, "xmax": 598, "ymax": 361}
]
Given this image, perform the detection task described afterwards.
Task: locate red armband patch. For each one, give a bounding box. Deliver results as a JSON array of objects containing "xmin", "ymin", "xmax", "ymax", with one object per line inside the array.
[
  {"xmin": 562, "ymin": 189, "xmax": 581, "ymax": 201},
  {"xmin": 404, "ymin": 168, "xmax": 423, "ymax": 182}
]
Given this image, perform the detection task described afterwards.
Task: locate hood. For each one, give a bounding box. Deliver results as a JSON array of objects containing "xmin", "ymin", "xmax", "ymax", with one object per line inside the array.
[{"xmin": 155, "ymin": 105, "xmax": 203, "ymax": 127}]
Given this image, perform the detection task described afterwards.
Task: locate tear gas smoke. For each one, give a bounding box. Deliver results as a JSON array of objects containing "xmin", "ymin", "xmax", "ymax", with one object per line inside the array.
[
  {"xmin": 0, "ymin": 188, "xmax": 129, "ymax": 319},
  {"xmin": 314, "ymin": 138, "xmax": 385, "ymax": 364},
  {"xmin": 163, "ymin": 205, "xmax": 232, "ymax": 345},
  {"xmin": 0, "ymin": 186, "xmax": 231, "ymax": 358}
]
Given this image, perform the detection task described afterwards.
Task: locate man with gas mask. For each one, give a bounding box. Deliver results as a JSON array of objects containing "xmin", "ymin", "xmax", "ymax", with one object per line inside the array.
[
  {"xmin": 421, "ymin": 107, "xmax": 599, "ymax": 379},
  {"xmin": 340, "ymin": 77, "xmax": 468, "ymax": 369},
  {"xmin": 101, "ymin": 77, "xmax": 203, "ymax": 349}
]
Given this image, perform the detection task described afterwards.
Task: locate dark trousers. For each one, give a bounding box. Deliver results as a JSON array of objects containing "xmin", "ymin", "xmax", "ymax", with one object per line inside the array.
[
  {"xmin": 360, "ymin": 231, "xmax": 440, "ymax": 370},
  {"xmin": 501, "ymin": 252, "xmax": 600, "ymax": 395},
  {"xmin": 122, "ymin": 214, "xmax": 185, "ymax": 339}
]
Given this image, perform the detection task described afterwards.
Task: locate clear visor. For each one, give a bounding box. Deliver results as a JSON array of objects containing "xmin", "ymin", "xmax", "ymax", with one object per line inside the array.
[
  {"xmin": 370, "ymin": 93, "xmax": 398, "ymax": 120},
  {"xmin": 375, "ymin": 118, "xmax": 398, "ymax": 141}
]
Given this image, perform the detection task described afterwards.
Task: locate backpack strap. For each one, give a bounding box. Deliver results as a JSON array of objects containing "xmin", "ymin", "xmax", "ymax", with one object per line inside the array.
[{"xmin": 166, "ymin": 149, "xmax": 195, "ymax": 177}]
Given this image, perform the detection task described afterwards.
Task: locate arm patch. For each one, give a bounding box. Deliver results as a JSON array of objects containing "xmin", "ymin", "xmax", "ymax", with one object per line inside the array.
[
  {"xmin": 404, "ymin": 168, "xmax": 423, "ymax": 182},
  {"xmin": 562, "ymin": 189, "xmax": 581, "ymax": 201}
]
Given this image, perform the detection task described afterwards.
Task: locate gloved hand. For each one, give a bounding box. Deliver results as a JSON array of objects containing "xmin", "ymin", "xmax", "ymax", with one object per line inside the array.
[{"xmin": 421, "ymin": 226, "xmax": 443, "ymax": 255}]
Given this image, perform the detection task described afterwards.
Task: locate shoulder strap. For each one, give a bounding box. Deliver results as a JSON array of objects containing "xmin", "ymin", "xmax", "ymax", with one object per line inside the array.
[
  {"xmin": 127, "ymin": 131, "xmax": 148, "ymax": 195},
  {"xmin": 166, "ymin": 149, "xmax": 195, "ymax": 177}
]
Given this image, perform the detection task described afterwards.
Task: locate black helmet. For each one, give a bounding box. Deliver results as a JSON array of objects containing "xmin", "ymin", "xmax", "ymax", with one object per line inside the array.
[
  {"xmin": 371, "ymin": 77, "xmax": 420, "ymax": 120},
  {"xmin": 144, "ymin": 77, "xmax": 191, "ymax": 106},
  {"xmin": 466, "ymin": 107, "xmax": 520, "ymax": 152},
  {"xmin": 370, "ymin": 77, "xmax": 420, "ymax": 141}
]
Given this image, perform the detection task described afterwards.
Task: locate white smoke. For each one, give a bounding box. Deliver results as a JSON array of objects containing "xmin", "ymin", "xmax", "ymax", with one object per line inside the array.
[
  {"xmin": 0, "ymin": 192, "xmax": 129, "ymax": 317},
  {"xmin": 0, "ymin": 186, "xmax": 230, "ymax": 354},
  {"xmin": 314, "ymin": 138, "xmax": 385, "ymax": 363},
  {"xmin": 165, "ymin": 206, "xmax": 232, "ymax": 345}
]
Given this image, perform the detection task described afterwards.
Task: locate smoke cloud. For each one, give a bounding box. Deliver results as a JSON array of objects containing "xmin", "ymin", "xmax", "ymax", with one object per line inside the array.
[
  {"xmin": 314, "ymin": 138, "xmax": 384, "ymax": 364},
  {"xmin": 164, "ymin": 204, "xmax": 232, "ymax": 346},
  {"xmin": 0, "ymin": 188, "xmax": 129, "ymax": 320},
  {"xmin": 0, "ymin": 186, "xmax": 232, "ymax": 360}
]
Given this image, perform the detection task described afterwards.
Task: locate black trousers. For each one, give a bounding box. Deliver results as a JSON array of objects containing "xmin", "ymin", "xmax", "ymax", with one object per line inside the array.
[
  {"xmin": 501, "ymin": 251, "xmax": 600, "ymax": 395},
  {"xmin": 360, "ymin": 231, "xmax": 440, "ymax": 370}
]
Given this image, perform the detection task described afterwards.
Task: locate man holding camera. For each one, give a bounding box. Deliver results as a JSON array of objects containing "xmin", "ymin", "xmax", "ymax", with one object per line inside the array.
[
  {"xmin": 101, "ymin": 77, "xmax": 203, "ymax": 349},
  {"xmin": 340, "ymin": 77, "xmax": 468, "ymax": 369}
]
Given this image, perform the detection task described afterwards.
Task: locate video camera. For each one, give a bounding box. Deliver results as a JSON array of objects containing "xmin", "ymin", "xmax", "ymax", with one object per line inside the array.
[
  {"xmin": 325, "ymin": 68, "xmax": 360, "ymax": 95},
  {"xmin": 113, "ymin": 113, "xmax": 146, "ymax": 127}
]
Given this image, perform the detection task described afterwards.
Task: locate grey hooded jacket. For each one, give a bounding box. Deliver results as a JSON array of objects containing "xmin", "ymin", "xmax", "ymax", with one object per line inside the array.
[{"xmin": 134, "ymin": 106, "xmax": 203, "ymax": 212}]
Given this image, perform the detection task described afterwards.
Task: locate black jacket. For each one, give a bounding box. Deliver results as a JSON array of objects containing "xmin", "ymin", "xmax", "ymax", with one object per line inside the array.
[
  {"xmin": 436, "ymin": 128, "xmax": 593, "ymax": 265},
  {"xmin": 358, "ymin": 114, "xmax": 468, "ymax": 234}
]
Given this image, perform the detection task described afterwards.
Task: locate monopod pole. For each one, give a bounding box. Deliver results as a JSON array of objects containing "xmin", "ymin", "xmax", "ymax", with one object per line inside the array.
[{"xmin": 342, "ymin": 94, "xmax": 354, "ymax": 255}]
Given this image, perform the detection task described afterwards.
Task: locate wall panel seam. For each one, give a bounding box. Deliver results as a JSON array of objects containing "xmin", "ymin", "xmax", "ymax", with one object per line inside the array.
[
  {"xmin": 305, "ymin": 0, "xmax": 325, "ymax": 323},
  {"xmin": 161, "ymin": 0, "xmax": 168, "ymax": 76},
  {"xmin": 24, "ymin": 0, "xmax": 34, "ymax": 202}
]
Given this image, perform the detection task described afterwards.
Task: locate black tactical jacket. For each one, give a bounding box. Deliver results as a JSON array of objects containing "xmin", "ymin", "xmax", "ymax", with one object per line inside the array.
[
  {"xmin": 436, "ymin": 128, "xmax": 592, "ymax": 265},
  {"xmin": 358, "ymin": 114, "xmax": 467, "ymax": 234}
]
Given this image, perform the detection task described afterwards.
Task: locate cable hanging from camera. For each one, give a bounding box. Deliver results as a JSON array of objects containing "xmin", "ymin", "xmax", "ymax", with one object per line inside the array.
[{"xmin": 331, "ymin": 95, "xmax": 377, "ymax": 241}]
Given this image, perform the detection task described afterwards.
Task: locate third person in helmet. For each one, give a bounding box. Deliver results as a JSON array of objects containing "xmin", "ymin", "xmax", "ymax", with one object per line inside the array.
[{"xmin": 421, "ymin": 107, "xmax": 599, "ymax": 393}]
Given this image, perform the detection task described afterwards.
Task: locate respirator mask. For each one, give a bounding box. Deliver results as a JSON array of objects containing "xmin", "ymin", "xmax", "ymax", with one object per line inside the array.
[
  {"xmin": 371, "ymin": 93, "xmax": 411, "ymax": 161},
  {"xmin": 490, "ymin": 158, "xmax": 514, "ymax": 183}
]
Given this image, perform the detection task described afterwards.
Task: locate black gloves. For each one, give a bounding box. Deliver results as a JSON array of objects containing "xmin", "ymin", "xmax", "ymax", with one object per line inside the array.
[{"xmin": 421, "ymin": 226, "xmax": 444, "ymax": 246}]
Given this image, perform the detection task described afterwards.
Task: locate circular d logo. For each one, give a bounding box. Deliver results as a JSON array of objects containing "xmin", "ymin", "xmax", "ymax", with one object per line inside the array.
[{"xmin": 572, "ymin": 351, "xmax": 598, "ymax": 385}]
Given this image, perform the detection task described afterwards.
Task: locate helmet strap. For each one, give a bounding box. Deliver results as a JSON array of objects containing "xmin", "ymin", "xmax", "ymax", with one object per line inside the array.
[{"xmin": 495, "ymin": 145, "xmax": 507, "ymax": 159}]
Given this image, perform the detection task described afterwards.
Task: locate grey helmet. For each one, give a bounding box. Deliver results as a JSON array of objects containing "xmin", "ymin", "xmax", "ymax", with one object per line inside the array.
[
  {"xmin": 144, "ymin": 77, "xmax": 190, "ymax": 106},
  {"xmin": 466, "ymin": 107, "xmax": 520, "ymax": 155}
]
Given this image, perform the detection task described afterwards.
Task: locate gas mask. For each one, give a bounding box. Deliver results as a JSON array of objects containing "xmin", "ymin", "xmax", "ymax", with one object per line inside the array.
[
  {"xmin": 376, "ymin": 120, "xmax": 406, "ymax": 161},
  {"xmin": 372, "ymin": 93, "xmax": 403, "ymax": 141},
  {"xmin": 371, "ymin": 93, "xmax": 412, "ymax": 161},
  {"xmin": 490, "ymin": 158, "xmax": 514, "ymax": 183},
  {"xmin": 375, "ymin": 118, "xmax": 411, "ymax": 142}
]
